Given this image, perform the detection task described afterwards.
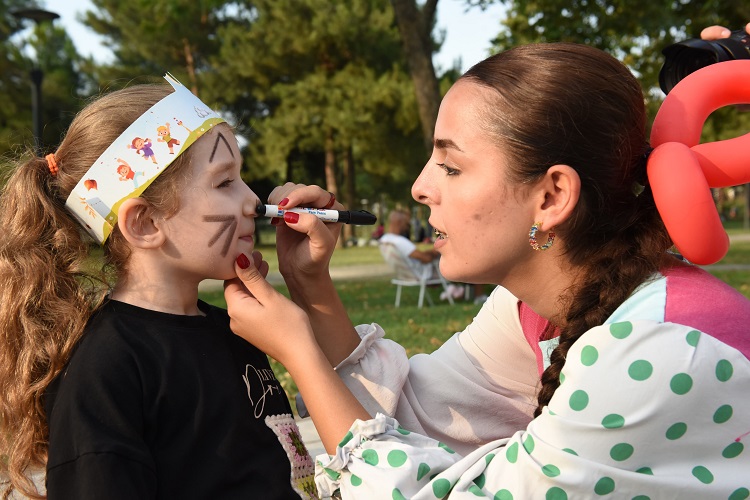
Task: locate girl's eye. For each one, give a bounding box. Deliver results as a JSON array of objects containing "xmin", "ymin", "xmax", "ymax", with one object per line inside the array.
[
  {"xmin": 436, "ymin": 162, "xmax": 459, "ymax": 176},
  {"xmin": 217, "ymin": 179, "xmax": 234, "ymax": 188}
]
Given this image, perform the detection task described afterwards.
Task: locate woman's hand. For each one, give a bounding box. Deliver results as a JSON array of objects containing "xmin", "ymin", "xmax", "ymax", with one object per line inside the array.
[
  {"xmin": 224, "ymin": 251, "xmax": 316, "ymax": 366},
  {"xmin": 225, "ymin": 250, "xmax": 372, "ymax": 452},
  {"xmin": 267, "ymin": 183, "xmax": 343, "ymax": 282}
]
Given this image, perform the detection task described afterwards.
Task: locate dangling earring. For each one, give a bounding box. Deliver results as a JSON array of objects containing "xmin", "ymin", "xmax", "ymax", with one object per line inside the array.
[{"xmin": 529, "ymin": 222, "xmax": 555, "ymax": 251}]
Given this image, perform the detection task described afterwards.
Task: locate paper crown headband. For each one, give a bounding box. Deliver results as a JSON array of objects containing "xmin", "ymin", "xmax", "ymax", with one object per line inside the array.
[{"xmin": 65, "ymin": 74, "xmax": 226, "ymax": 244}]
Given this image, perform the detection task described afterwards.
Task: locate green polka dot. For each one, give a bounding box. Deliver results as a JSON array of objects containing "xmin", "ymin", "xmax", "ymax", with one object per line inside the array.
[
  {"xmin": 594, "ymin": 476, "xmax": 615, "ymax": 495},
  {"xmin": 729, "ymin": 487, "xmax": 750, "ymax": 500},
  {"xmin": 716, "ymin": 360, "xmax": 734, "ymax": 382},
  {"xmin": 387, "ymin": 450, "xmax": 407, "ymax": 467},
  {"xmin": 723, "ymin": 441, "xmax": 744, "ymax": 459},
  {"xmin": 635, "ymin": 467, "xmax": 653, "ymax": 475},
  {"xmin": 474, "ymin": 473, "xmax": 486, "ymax": 489},
  {"xmin": 559, "ymin": 373, "xmax": 565, "ymax": 384},
  {"xmin": 685, "ymin": 330, "xmax": 700, "ymax": 347},
  {"xmin": 610, "ymin": 443, "xmax": 634, "ymax": 461},
  {"xmin": 713, "ymin": 404, "xmax": 733, "ymax": 424},
  {"xmin": 392, "ymin": 488, "xmax": 406, "ymax": 500},
  {"xmin": 485, "ymin": 453, "xmax": 496, "ymax": 465},
  {"xmin": 438, "ymin": 442, "xmax": 455, "ymax": 454},
  {"xmin": 396, "ymin": 427, "xmax": 411, "ymax": 435},
  {"xmin": 542, "ymin": 464, "xmax": 560, "ymax": 477},
  {"xmin": 610, "ymin": 322, "xmax": 633, "ymax": 339},
  {"xmin": 338, "ymin": 431, "xmax": 353, "ymax": 447},
  {"xmin": 692, "ymin": 465, "xmax": 714, "ymax": 484},
  {"xmin": 602, "ymin": 414, "xmax": 625, "ymax": 429},
  {"xmin": 670, "ymin": 373, "xmax": 693, "ymax": 395},
  {"xmin": 323, "ymin": 467, "xmax": 340, "ymax": 480},
  {"xmin": 628, "ymin": 360, "xmax": 653, "ymax": 381},
  {"xmin": 546, "ymin": 486, "xmax": 568, "ymax": 500},
  {"xmin": 523, "ymin": 434, "xmax": 535, "ymax": 454},
  {"xmin": 433, "ymin": 478, "xmax": 452, "ymax": 497},
  {"xmin": 581, "ymin": 345, "xmax": 599, "ymax": 366},
  {"xmin": 362, "ymin": 449, "xmax": 379, "ymax": 466},
  {"xmin": 562, "ymin": 448, "xmax": 578, "ymax": 455},
  {"xmin": 494, "ymin": 490, "xmax": 513, "ymax": 500},
  {"xmin": 666, "ymin": 422, "xmax": 687, "ymax": 440},
  {"xmin": 569, "ymin": 390, "xmax": 589, "ymax": 411},
  {"xmin": 632, "ymin": 496, "xmax": 651, "ymax": 500},
  {"xmin": 351, "ymin": 474, "xmax": 362, "ymax": 486},
  {"xmin": 468, "ymin": 484, "xmax": 484, "ymax": 496},
  {"xmin": 506, "ymin": 442, "xmax": 519, "ymax": 463},
  {"xmin": 417, "ymin": 462, "xmax": 431, "ymax": 481}
]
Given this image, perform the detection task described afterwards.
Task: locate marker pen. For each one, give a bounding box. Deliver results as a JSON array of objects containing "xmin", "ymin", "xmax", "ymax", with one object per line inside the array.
[{"xmin": 256, "ymin": 204, "xmax": 378, "ymax": 225}]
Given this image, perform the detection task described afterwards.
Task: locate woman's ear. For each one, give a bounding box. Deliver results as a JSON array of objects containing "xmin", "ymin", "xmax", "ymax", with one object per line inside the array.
[
  {"xmin": 534, "ymin": 164, "xmax": 581, "ymax": 229},
  {"xmin": 117, "ymin": 198, "xmax": 166, "ymax": 249}
]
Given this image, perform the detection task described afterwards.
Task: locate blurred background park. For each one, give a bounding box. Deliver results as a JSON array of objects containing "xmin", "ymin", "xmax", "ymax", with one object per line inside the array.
[{"xmin": 3, "ymin": 0, "xmax": 750, "ymax": 410}]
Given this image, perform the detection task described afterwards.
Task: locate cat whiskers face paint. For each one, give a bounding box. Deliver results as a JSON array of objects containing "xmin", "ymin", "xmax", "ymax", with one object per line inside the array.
[{"xmin": 203, "ymin": 215, "xmax": 238, "ymax": 257}]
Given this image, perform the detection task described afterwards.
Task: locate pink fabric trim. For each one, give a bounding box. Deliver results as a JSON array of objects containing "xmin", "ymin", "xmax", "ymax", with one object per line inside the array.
[
  {"xmin": 518, "ymin": 302, "xmax": 556, "ymax": 376},
  {"xmin": 664, "ymin": 266, "xmax": 750, "ymax": 359}
]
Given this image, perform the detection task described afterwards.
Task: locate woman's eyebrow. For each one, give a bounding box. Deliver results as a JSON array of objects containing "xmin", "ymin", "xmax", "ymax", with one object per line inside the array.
[
  {"xmin": 209, "ymin": 132, "xmax": 235, "ymax": 163},
  {"xmin": 434, "ymin": 138, "xmax": 463, "ymax": 152}
]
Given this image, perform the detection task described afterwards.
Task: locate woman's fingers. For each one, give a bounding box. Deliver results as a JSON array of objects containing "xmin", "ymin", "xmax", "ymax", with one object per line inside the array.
[
  {"xmin": 700, "ymin": 25, "xmax": 732, "ymax": 40},
  {"xmin": 268, "ymin": 183, "xmax": 343, "ymax": 210}
]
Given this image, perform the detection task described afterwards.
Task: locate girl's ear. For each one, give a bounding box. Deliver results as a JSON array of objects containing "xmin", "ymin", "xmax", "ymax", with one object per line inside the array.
[
  {"xmin": 533, "ymin": 164, "xmax": 581, "ymax": 229},
  {"xmin": 117, "ymin": 198, "xmax": 166, "ymax": 249}
]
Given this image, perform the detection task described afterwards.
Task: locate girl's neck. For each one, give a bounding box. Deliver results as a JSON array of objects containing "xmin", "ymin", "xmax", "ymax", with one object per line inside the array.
[{"xmin": 111, "ymin": 260, "xmax": 203, "ymax": 316}]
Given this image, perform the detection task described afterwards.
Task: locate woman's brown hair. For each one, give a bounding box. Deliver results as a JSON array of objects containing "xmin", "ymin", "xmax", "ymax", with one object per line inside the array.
[
  {"xmin": 0, "ymin": 84, "xmax": 194, "ymax": 498},
  {"xmin": 461, "ymin": 43, "xmax": 674, "ymax": 417}
]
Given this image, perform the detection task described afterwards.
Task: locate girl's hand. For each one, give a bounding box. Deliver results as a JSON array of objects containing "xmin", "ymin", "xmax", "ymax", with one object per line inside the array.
[
  {"xmin": 224, "ymin": 251, "xmax": 316, "ymax": 365},
  {"xmin": 267, "ymin": 183, "xmax": 343, "ymax": 282}
]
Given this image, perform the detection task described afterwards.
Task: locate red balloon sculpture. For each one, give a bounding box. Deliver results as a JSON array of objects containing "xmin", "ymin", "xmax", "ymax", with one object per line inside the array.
[{"xmin": 649, "ymin": 59, "xmax": 750, "ymax": 265}]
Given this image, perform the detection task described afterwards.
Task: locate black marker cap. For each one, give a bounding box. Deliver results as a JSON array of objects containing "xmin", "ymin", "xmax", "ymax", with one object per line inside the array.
[{"xmin": 339, "ymin": 210, "xmax": 377, "ymax": 225}]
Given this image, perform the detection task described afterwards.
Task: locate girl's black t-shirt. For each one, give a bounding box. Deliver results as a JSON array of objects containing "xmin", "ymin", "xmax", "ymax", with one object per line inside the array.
[{"xmin": 45, "ymin": 299, "xmax": 305, "ymax": 499}]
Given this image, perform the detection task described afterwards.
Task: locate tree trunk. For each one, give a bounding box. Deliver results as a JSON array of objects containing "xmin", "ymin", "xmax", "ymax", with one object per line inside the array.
[
  {"xmin": 342, "ymin": 145, "xmax": 356, "ymax": 245},
  {"xmin": 324, "ymin": 130, "xmax": 343, "ymax": 248},
  {"xmin": 390, "ymin": 0, "xmax": 441, "ymax": 155}
]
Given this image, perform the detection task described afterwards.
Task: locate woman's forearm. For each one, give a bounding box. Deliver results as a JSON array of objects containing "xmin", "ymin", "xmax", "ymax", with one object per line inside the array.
[
  {"xmin": 285, "ymin": 344, "xmax": 371, "ymax": 453},
  {"xmin": 285, "ymin": 272, "xmax": 361, "ymax": 367}
]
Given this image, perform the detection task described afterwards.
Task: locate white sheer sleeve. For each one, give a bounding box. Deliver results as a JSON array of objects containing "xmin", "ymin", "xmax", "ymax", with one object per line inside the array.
[{"xmin": 298, "ymin": 286, "xmax": 539, "ymax": 455}]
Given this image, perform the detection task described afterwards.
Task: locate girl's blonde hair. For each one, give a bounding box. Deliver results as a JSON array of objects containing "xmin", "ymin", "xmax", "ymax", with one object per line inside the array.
[{"xmin": 0, "ymin": 84, "xmax": 195, "ymax": 498}]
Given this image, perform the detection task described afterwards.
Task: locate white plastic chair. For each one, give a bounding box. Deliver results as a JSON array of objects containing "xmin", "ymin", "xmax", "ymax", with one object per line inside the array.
[{"xmin": 378, "ymin": 241, "xmax": 455, "ymax": 308}]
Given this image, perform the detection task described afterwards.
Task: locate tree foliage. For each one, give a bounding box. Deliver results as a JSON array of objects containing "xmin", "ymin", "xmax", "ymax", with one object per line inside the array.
[{"xmin": 1, "ymin": 0, "xmax": 94, "ymax": 162}]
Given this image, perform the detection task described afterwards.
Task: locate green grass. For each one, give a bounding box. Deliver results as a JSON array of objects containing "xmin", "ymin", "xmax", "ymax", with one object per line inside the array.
[{"xmin": 201, "ymin": 231, "xmax": 750, "ymax": 411}]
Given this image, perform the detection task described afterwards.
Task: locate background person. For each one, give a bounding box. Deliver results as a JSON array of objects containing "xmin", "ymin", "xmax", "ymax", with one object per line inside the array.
[{"xmin": 225, "ymin": 41, "xmax": 750, "ymax": 498}]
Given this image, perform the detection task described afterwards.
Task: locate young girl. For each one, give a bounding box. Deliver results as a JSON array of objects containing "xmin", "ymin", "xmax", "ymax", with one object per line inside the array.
[{"xmin": 0, "ymin": 77, "xmax": 315, "ymax": 499}]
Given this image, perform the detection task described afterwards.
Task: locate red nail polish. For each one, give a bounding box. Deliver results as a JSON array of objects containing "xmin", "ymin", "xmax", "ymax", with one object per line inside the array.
[
  {"xmin": 284, "ymin": 212, "xmax": 299, "ymax": 224},
  {"xmin": 270, "ymin": 217, "xmax": 281, "ymax": 226},
  {"xmin": 279, "ymin": 197, "xmax": 289, "ymax": 207},
  {"xmin": 236, "ymin": 253, "xmax": 251, "ymax": 269}
]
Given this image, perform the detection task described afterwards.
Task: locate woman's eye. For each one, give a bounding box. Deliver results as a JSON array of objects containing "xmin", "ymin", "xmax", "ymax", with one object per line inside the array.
[
  {"xmin": 436, "ymin": 162, "xmax": 459, "ymax": 176},
  {"xmin": 217, "ymin": 179, "xmax": 234, "ymax": 188}
]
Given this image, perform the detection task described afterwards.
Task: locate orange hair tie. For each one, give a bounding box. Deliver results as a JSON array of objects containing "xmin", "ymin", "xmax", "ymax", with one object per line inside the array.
[{"xmin": 45, "ymin": 153, "xmax": 59, "ymax": 176}]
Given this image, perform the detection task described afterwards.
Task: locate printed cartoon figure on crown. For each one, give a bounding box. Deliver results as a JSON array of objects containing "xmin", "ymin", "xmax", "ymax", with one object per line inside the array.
[
  {"xmin": 157, "ymin": 122, "xmax": 181, "ymax": 154},
  {"xmin": 128, "ymin": 136, "xmax": 157, "ymax": 164}
]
